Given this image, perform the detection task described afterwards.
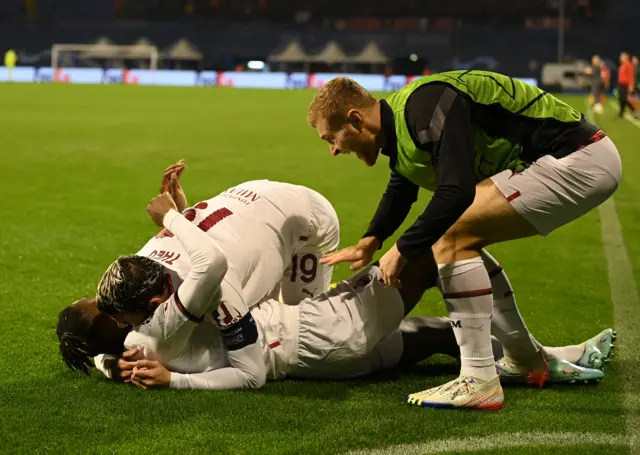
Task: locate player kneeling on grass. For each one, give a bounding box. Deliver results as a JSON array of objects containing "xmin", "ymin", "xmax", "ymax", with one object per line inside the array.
[{"xmin": 308, "ymin": 70, "xmax": 621, "ymax": 409}]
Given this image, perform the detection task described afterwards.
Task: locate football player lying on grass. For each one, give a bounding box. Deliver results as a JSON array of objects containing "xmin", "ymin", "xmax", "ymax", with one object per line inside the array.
[
  {"xmin": 56, "ymin": 158, "xmax": 345, "ymax": 390},
  {"xmin": 56, "ymin": 194, "xmax": 615, "ymax": 390}
]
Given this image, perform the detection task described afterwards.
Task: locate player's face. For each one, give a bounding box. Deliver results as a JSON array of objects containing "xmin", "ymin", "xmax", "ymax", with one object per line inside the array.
[
  {"xmin": 70, "ymin": 297, "xmax": 131, "ymax": 347},
  {"xmin": 316, "ymin": 115, "xmax": 380, "ymax": 167}
]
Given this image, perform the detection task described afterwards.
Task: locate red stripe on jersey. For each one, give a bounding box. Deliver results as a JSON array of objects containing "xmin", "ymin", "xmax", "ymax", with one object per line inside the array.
[
  {"xmin": 268, "ymin": 341, "xmax": 281, "ymax": 349},
  {"xmin": 589, "ymin": 129, "xmax": 605, "ymax": 143},
  {"xmin": 507, "ymin": 191, "xmax": 521, "ymax": 202},
  {"xmin": 443, "ymin": 288, "xmax": 493, "ymax": 299},
  {"xmin": 173, "ymin": 292, "xmax": 204, "ymax": 323}
]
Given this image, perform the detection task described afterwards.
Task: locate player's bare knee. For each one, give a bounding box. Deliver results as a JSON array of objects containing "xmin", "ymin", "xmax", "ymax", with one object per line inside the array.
[{"xmin": 432, "ymin": 230, "xmax": 482, "ymax": 264}]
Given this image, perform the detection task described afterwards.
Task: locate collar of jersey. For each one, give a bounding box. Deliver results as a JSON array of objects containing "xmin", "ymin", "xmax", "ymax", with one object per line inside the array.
[{"xmin": 379, "ymin": 99, "xmax": 398, "ymax": 169}]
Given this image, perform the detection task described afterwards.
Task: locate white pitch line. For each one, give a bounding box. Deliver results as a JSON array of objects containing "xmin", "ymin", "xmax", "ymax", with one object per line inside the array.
[
  {"xmin": 592, "ymin": 100, "xmax": 640, "ymax": 451},
  {"xmin": 344, "ymin": 431, "xmax": 628, "ymax": 455},
  {"xmin": 606, "ymin": 100, "xmax": 640, "ymax": 126},
  {"xmin": 599, "ymin": 198, "xmax": 640, "ymax": 452},
  {"xmin": 585, "ymin": 99, "xmax": 640, "ymax": 450}
]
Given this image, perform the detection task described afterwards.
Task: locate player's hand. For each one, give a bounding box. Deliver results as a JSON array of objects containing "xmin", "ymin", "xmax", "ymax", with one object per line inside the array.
[
  {"xmin": 147, "ymin": 192, "xmax": 178, "ymax": 227},
  {"xmin": 116, "ymin": 348, "xmax": 141, "ymax": 381},
  {"xmin": 160, "ymin": 160, "xmax": 187, "ymax": 212},
  {"xmin": 378, "ymin": 243, "xmax": 406, "ymax": 288},
  {"xmin": 320, "ymin": 236, "xmax": 379, "ymax": 270},
  {"xmin": 159, "ymin": 160, "xmax": 186, "ymax": 193},
  {"xmin": 129, "ymin": 360, "xmax": 171, "ymax": 389}
]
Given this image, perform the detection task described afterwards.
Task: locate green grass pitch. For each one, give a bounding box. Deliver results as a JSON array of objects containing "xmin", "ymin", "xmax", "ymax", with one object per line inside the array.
[{"xmin": 0, "ymin": 84, "xmax": 638, "ymax": 454}]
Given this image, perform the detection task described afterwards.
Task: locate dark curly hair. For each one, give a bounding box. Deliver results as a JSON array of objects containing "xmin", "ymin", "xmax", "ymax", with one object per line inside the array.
[{"xmin": 56, "ymin": 298, "xmax": 128, "ymax": 375}]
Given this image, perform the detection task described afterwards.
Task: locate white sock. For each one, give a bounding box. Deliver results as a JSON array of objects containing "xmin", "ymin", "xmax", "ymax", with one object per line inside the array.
[
  {"xmin": 439, "ymin": 257, "xmax": 496, "ymax": 381},
  {"xmin": 541, "ymin": 344, "xmax": 586, "ymax": 363},
  {"xmin": 480, "ymin": 250, "xmax": 541, "ymax": 366}
]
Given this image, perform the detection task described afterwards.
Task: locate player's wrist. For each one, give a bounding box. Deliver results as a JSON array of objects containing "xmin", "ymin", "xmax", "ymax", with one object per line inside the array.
[
  {"xmin": 176, "ymin": 199, "xmax": 188, "ymax": 213},
  {"xmin": 169, "ymin": 372, "xmax": 187, "ymax": 389},
  {"xmin": 360, "ymin": 236, "xmax": 381, "ymax": 251},
  {"xmin": 162, "ymin": 208, "xmax": 180, "ymax": 229}
]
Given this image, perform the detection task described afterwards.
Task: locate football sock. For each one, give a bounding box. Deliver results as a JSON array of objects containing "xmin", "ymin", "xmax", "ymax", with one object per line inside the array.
[
  {"xmin": 480, "ymin": 249, "xmax": 543, "ymax": 368},
  {"xmin": 438, "ymin": 257, "xmax": 496, "ymax": 381}
]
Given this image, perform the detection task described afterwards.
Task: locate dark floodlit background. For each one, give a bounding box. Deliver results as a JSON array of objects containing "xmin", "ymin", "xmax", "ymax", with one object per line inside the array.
[{"xmin": 0, "ymin": 0, "xmax": 636, "ymax": 89}]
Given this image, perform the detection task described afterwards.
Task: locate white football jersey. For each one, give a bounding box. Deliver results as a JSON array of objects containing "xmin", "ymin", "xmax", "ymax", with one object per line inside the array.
[
  {"xmin": 125, "ymin": 316, "xmax": 229, "ymax": 374},
  {"xmin": 96, "ymin": 181, "xmax": 339, "ymax": 386},
  {"xmin": 115, "ymin": 209, "xmax": 264, "ymax": 390},
  {"xmin": 123, "ymin": 297, "xmax": 290, "ymax": 382},
  {"xmin": 122, "ymin": 267, "xmax": 251, "ymax": 379},
  {"xmin": 136, "ymin": 179, "xmax": 339, "ymax": 307}
]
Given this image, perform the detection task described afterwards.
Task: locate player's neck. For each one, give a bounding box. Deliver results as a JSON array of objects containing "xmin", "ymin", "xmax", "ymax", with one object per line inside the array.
[{"xmin": 368, "ymin": 101, "xmax": 385, "ymax": 149}]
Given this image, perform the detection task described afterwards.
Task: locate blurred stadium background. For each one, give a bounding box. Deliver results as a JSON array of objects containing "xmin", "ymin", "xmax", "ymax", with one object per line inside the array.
[{"xmin": 0, "ymin": 0, "xmax": 637, "ymax": 90}]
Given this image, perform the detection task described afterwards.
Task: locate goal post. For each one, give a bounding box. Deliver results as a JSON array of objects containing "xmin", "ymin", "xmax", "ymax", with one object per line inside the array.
[{"xmin": 51, "ymin": 43, "xmax": 159, "ymax": 71}]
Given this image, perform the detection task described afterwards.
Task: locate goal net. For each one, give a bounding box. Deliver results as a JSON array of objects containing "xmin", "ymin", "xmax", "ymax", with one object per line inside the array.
[{"xmin": 51, "ymin": 43, "xmax": 159, "ymax": 70}]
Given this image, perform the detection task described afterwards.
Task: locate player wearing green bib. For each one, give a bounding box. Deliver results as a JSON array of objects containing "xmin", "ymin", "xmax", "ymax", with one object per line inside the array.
[{"xmin": 308, "ymin": 70, "xmax": 622, "ymax": 410}]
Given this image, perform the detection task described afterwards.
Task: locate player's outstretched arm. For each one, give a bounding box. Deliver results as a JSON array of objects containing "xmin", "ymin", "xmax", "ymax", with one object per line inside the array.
[
  {"xmin": 393, "ymin": 89, "xmax": 476, "ymax": 262},
  {"xmin": 377, "ymin": 86, "xmax": 476, "ymax": 286},
  {"xmin": 363, "ymin": 170, "xmax": 419, "ymax": 248},
  {"xmin": 129, "ymin": 334, "xmax": 266, "ymax": 391},
  {"xmin": 168, "ymin": 275, "xmax": 266, "ymax": 390},
  {"xmin": 148, "ymin": 192, "xmax": 228, "ymax": 319},
  {"xmin": 137, "ymin": 193, "xmax": 228, "ymax": 360},
  {"xmin": 321, "ymin": 171, "xmax": 418, "ymax": 270},
  {"xmin": 320, "ymin": 237, "xmax": 378, "ymax": 270},
  {"xmin": 165, "ymin": 339, "xmax": 266, "ymax": 390}
]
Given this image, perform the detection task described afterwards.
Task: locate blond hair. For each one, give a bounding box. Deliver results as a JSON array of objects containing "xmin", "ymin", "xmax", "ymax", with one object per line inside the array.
[
  {"xmin": 307, "ymin": 77, "xmax": 377, "ymax": 129},
  {"xmin": 96, "ymin": 255, "xmax": 166, "ymax": 315}
]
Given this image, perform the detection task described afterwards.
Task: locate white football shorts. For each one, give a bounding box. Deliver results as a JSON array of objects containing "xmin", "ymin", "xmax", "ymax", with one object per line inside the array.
[
  {"xmin": 491, "ymin": 135, "xmax": 621, "ymax": 236},
  {"xmin": 253, "ymin": 265, "xmax": 405, "ymax": 380}
]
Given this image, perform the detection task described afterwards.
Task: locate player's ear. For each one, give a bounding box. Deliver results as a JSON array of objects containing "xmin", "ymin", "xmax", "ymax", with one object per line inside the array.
[
  {"xmin": 346, "ymin": 109, "xmax": 364, "ymax": 131},
  {"xmin": 149, "ymin": 295, "xmax": 164, "ymax": 305}
]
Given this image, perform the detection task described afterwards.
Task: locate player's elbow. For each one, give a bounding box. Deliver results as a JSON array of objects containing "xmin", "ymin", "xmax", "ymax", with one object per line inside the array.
[{"xmin": 199, "ymin": 242, "xmax": 229, "ymax": 283}]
